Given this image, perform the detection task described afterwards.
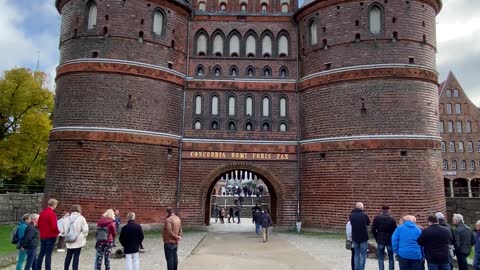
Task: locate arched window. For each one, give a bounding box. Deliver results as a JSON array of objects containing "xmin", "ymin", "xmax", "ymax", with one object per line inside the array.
[
  {"xmin": 241, "ymin": 3, "xmax": 247, "ymax": 12},
  {"xmin": 459, "ymin": 141, "xmax": 465, "ymax": 152},
  {"xmin": 197, "ymin": 33, "xmax": 207, "ymax": 56},
  {"xmin": 471, "ymin": 160, "xmax": 476, "ymax": 170},
  {"xmin": 455, "ymin": 103, "xmax": 462, "ymax": 114},
  {"xmin": 309, "ymin": 21, "xmax": 317, "ymax": 45},
  {"xmin": 195, "ymin": 95, "xmax": 202, "ymax": 114},
  {"xmin": 278, "ymin": 35, "xmax": 288, "ymax": 57},
  {"xmin": 211, "ymin": 96, "xmax": 219, "ymax": 115},
  {"xmin": 230, "ymin": 66, "xmax": 238, "ymax": 76},
  {"xmin": 441, "ymin": 141, "xmax": 446, "ymax": 152},
  {"xmin": 246, "ymin": 97, "xmax": 253, "ymax": 116},
  {"xmin": 229, "ymin": 34, "xmax": 240, "ymax": 56},
  {"xmin": 199, "ymin": 2, "xmax": 206, "ymax": 11},
  {"xmin": 457, "ymin": 121, "xmax": 463, "ymax": 133},
  {"xmin": 213, "ymin": 34, "xmax": 224, "ymax": 56},
  {"xmin": 246, "ymin": 67, "xmax": 254, "ymax": 77},
  {"xmin": 262, "ymin": 97, "xmax": 270, "ymax": 117},
  {"xmin": 452, "ymin": 160, "xmax": 457, "ymax": 170},
  {"xmin": 369, "ymin": 5, "xmax": 382, "ymax": 34},
  {"xmin": 280, "ymin": 123, "xmax": 287, "ymax": 132},
  {"xmin": 194, "ymin": 121, "xmax": 202, "ymax": 129},
  {"xmin": 447, "ymin": 121, "xmax": 453, "ymax": 133},
  {"xmin": 446, "ymin": 89, "xmax": 452, "ymax": 97},
  {"xmin": 263, "ymin": 67, "xmax": 271, "ymax": 77},
  {"xmin": 280, "ymin": 67, "xmax": 287, "ymax": 78},
  {"xmin": 246, "ymin": 35, "xmax": 256, "ymax": 57},
  {"xmin": 214, "ymin": 67, "xmax": 221, "ymax": 76},
  {"xmin": 228, "ymin": 121, "xmax": 236, "ymax": 130},
  {"xmin": 211, "ymin": 121, "xmax": 219, "ymax": 130},
  {"xmin": 220, "ymin": 3, "xmax": 226, "ymax": 12},
  {"xmin": 466, "ymin": 121, "xmax": 472, "ymax": 133},
  {"xmin": 281, "ymin": 3, "xmax": 288, "ymax": 12},
  {"xmin": 446, "ymin": 103, "xmax": 452, "ymax": 114},
  {"xmin": 261, "ymin": 3, "xmax": 267, "ymax": 12},
  {"xmin": 228, "ymin": 96, "xmax": 236, "ymax": 116},
  {"xmin": 439, "ymin": 121, "xmax": 444, "ymax": 133},
  {"xmin": 442, "ymin": 160, "xmax": 448, "ymax": 170},
  {"xmin": 449, "ymin": 141, "xmax": 455, "ymax": 152},
  {"xmin": 153, "ymin": 10, "xmax": 164, "ymax": 35},
  {"xmin": 246, "ymin": 122, "xmax": 253, "ymax": 131},
  {"xmin": 262, "ymin": 35, "xmax": 272, "ymax": 57},
  {"xmin": 196, "ymin": 66, "xmax": 204, "ymax": 76},
  {"xmin": 280, "ymin": 97, "xmax": 286, "ymax": 117},
  {"xmin": 468, "ymin": 141, "xmax": 474, "ymax": 152},
  {"xmin": 453, "ymin": 89, "xmax": 459, "ymax": 97},
  {"xmin": 87, "ymin": 2, "xmax": 97, "ymax": 29},
  {"xmin": 262, "ymin": 122, "xmax": 270, "ymax": 131},
  {"xmin": 461, "ymin": 160, "xmax": 466, "ymax": 170}
]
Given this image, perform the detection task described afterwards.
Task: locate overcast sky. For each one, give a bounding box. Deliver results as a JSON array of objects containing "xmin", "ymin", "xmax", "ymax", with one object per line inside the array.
[{"xmin": 0, "ymin": 0, "xmax": 479, "ymax": 104}]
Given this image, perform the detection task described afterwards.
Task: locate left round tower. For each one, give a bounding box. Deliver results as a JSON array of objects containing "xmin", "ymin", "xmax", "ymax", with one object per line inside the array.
[{"xmin": 47, "ymin": 0, "xmax": 191, "ymax": 222}]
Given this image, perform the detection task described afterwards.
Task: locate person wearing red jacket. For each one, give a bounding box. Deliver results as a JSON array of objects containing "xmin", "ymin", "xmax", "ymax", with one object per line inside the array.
[
  {"xmin": 36, "ymin": 198, "xmax": 59, "ymax": 270},
  {"xmin": 95, "ymin": 209, "xmax": 116, "ymax": 270}
]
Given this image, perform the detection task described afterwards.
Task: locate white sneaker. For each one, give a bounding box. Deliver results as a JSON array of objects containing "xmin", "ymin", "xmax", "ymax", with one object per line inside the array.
[{"xmin": 57, "ymin": 249, "xmax": 65, "ymax": 253}]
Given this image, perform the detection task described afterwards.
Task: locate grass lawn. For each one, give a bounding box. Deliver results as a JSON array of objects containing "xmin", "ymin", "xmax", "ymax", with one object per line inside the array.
[{"xmin": 0, "ymin": 224, "xmax": 17, "ymax": 257}]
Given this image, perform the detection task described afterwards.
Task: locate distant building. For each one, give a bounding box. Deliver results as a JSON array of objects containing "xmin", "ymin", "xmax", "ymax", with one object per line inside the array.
[{"xmin": 440, "ymin": 72, "xmax": 480, "ymax": 198}]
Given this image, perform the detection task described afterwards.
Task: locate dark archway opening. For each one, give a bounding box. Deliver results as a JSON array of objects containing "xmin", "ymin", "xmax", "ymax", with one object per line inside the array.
[
  {"xmin": 453, "ymin": 178, "xmax": 469, "ymax": 197},
  {"xmin": 444, "ymin": 178, "xmax": 451, "ymax": 197},
  {"xmin": 203, "ymin": 168, "xmax": 278, "ymax": 226}
]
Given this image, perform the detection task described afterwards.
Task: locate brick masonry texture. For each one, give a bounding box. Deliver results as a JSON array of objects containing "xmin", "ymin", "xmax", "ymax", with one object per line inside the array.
[{"xmin": 47, "ymin": 0, "xmax": 445, "ymax": 228}]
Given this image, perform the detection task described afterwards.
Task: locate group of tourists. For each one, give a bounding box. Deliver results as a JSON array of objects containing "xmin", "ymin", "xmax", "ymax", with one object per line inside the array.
[
  {"xmin": 347, "ymin": 202, "xmax": 480, "ymax": 270},
  {"xmin": 225, "ymin": 184, "xmax": 266, "ymax": 197},
  {"xmin": 12, "ymin": 198, "xmax": 183, "ymax": 270},
  {"xmin": 214, "ymin": 204, "xmax": 242, "ymax": 224},
  {"xmin": 251, "ymin": 204, "xmax": 273, "ymax": 242}
]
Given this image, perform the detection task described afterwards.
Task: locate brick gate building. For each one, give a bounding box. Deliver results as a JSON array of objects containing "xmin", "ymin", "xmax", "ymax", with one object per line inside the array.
[{"xmin": 48, "ymin": 0, "xmax": 445, "ymax": 228}]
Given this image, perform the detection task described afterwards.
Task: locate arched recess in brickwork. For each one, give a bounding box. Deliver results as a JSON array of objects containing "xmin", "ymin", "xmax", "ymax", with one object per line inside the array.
[
  {"xmin": 194, "ymin": 29, "xmax": 209, "ymax": 56},
  {"xmin": 227, "ymin": 30, "xmax": 242, "ymax": 57},
  {"xmin": 211, "ymin": 29, "xmax": 226, "ymax": 57},
  {"xmin": 244, "ymin": 30, "xmax": 258, "ymax": 57},
  {"xmin": 202, "ymin": 163, "xmax": 283, "ymax": 225},
  {"xmin": 260, "ymin": 30, "xmax": 274, "ymax": 58},
  {"xmin": 276, "ymin": 30, "xmax": 290, "ymax": 57}
]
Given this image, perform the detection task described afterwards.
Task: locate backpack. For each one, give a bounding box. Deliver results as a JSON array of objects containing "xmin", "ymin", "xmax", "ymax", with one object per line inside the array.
[
  {"xmin": 65, "ymin": 216, "xmax": 80, "ymax": 243},
  {"xmin": 10, "ymin": 226, "xmax": 19, "ymax": 244},
  {"xmin": 96, "ymin": 226, "xmax": 109, "ymax": 242}
]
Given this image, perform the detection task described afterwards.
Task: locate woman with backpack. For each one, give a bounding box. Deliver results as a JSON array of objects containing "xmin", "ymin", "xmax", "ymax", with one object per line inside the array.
[
  {"xmin": 63, "ymin": 204, "xmax": 88, "ymax": 270},
  {"xmin": 14, "ymin": 213, "xmax": 31, "ymax": 270},
  {"xmin": 95, "ymin": 209, "xmax": 116, "ymax": 270}
]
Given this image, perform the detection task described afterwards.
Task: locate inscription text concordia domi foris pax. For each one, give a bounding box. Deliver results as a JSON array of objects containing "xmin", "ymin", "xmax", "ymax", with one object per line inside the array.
[{"xmin": 187, "ymin": 151, "xmax": 291, "ymax": 160}]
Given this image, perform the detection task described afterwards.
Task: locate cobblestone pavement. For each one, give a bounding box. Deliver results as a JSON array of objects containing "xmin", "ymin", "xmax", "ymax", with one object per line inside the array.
[{"xmin": 3, "ymin": 231, "xmax": 206, "ymax": 270}]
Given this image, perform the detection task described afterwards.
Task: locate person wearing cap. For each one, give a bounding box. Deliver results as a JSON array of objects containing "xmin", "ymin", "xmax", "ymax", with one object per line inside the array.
[{"xmin": 371, "ymin": 205, "xmax": 397, "ymax": 270}]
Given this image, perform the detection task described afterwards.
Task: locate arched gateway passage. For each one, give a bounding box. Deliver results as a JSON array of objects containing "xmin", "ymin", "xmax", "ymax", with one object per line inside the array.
[{"xmin": 203, "ymin": 164, "xmax": 280, "ymax": 226}]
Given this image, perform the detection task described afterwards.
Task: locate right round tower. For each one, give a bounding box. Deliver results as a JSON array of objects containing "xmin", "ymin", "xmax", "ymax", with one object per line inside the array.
[{"xmin": 295, "ymin": 0, "xmax": 444, "ymax": 227}]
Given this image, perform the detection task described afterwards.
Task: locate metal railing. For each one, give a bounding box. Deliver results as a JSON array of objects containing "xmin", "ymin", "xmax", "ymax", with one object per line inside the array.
[
  {"xmin": 445, "ymin": 187, "xmax": 480, "ymax": 198},
  {"xmin": 0, "ymin": 184, "xmax": 44, "ymax": 194}
]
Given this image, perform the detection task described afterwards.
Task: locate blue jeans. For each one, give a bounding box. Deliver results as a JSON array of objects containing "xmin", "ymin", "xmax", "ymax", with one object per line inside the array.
[
  {"xmin": 24, "ymin": 247, "xmax": 37, "ymax": 270},
  {"xmin": 16, "ymin": 249, "xmax": 26, "ymax": 270},
  {"xmin": 377, "ymin": 244, "xmax": 394, "ymax": 270},
  {"xmin": 426, "ymin": 263, "xmax": 450, "ymax": 270},
  {"xmin": 255, "ymin": 223, "xmax": 261, "ymax": 235},
  {"xmin": 164, "ymin": 243, "xmax": 178, "ymax": 270},
  {"xmin": 398, "ymin": 256, "xmax": 423, "ymax": 270},
  {"xmin": 353, "ymin": 241, "xmax": 368, "ymax": 270},
  {"xmin": 36, "ymin": 238, "xmax": 56, "ymax": 270}
]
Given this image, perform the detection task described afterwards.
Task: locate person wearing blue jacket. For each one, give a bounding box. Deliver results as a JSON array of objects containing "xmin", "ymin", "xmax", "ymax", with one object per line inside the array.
[
  {"xmin": 392, "ymin": 215, "xmax": 423, "ymax": 270},
  {"xmin": 15, "ymin": 214, "xmax": 31, "ymax": 270}
]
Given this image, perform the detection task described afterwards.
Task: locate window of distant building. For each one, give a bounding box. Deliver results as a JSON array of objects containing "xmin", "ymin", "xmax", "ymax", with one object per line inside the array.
[
  {"xmin": 446, "ymin": 103, "xmax": 452, "ymax": 114},
  {"xmin": 87, "ymin": 1, "xmax": 97, "ymax": 30},
  {"xmin": 199, "ymin": 2, "xmax": 206, "ymax": 11},
  {"xmin": 228, "ymin": 121, "xmax": 236, "ymax": 130},
  {"xmin": 471, "ymin": 160, "xmax": 476, "ymax": 170},
  {"xmin": 196, "ymin": 33, "xmax": 207, "ymax": 56},
  {"xmin": 246, "ymin": 35, "xmax": 256, "ymax": 57},
  {"xmin": 458, "ymin": 141, "xmax": 464, "ymax": 152},
  {"xmin": 246, "ymin": 96, "xmax": 253, "ymax": 116},
  {"xmin": 455, "ymin": 103, "xmax": 462, "ymax": 114},
  {"xmin": 211, "ymin": 96, "xmax": 219, "ymax": 115},
  {"xmin": 477, "ymin": 141, "xmax": 480, "ymax": 153},
  {"xmin": 211, "ymin": 120, "xmax": 219, "ymax": 130},
  {"xmin": 261, "ymin": 3, "xmax": 267, "ymax": 12},
  {"xmin": 369, "ymin": 4, "xmax": 383, "ymax": 34},
  {"xmin": 439, "ymin": 121, "xmax": 444, "ymax": 133},
  {"xmin": 194, "ymin": 121, "xmax": 202, "ymax": 129},
  {"xmin": 309, "ymin": 20, "xmax": 318, "ymax": 45},
  {"xmin": 278, "ymin": 35, "xmax": 289, "ymax": 57},
  {"xmin": 453, "ymin": 89, "xmax": 459, "ymax": 97},
  {"xmin": 195, "ymin": 95, "xmax": 202, "ymax": 114},
  {"xmin": 441, "ymin": 141, "xmax": 446, "ymax": 152},
  {"xmin": 262, "ymin": 122, "xmax": 270, "ymax": 131},
  {"xmin": 450, "ymin": 141, "xmax": 455, "ymax": 152},
  {"xmin": 280, "ymin": 97, "xmax": 287, "ymax": 117},
  {"xmin": 262, "ymin": 35, "xmax": 272, "ymax": 58},
  {"xmin": 448, "ymin": 121, "xmax": 454, "ymax": 133},
  {"xmin": 196, "ymin": 66, "xmax": 204, "ymax": 76},
  {"xmin": 446, "ymin": 89, "xmax": 451, "ymax": 97},
  {"xmin": 468, "ymin": 141, "xmax": 474, "ymax": 152},
  {"xmin": 452, "ymin": 160, "xmax": 457, "ymax": 170},
  {"xmin": 213, "ymin": 34, "xmax": 224, "ymax": 56},
  {"xmin": 228, "ymin": 96, "xmax": 235, "ymax": 116},
  {"xmin": 153, "ymin": 10, "xmax": 165, "ymax": 35},
  {"xmin": 280, "ymin": 123, "xmax": 287, "ymax": 132},
  {"xmin": 461, "ymin": 160, "xmax": 466, "ymax": 170},
  {"xmin": 245, "ymin": 122, "xmax": 253, "ymax": 131},
  {"xmin": 466, "ymin": 121, "xmax": 472, "ymax": 133},
  {"xmin": 262, "ymin": 97, "xmax": 270, "ymax": 117},
  {"xmin": 220, "ymin": 2, "xmax": 226, "ymax": 12},
  {"xmin": 281, "ymin": 3, "xmax": 288, "ymax": 12},
  {"xmin": 241, "ymin": 3, "xmax": 247, "ymax": 12},
  {"xmin": 457, "ymin": 121, "xmax": 463, "ymax": 133},
  {"xmin": 443, "ymin": 160, "xmax": 448, "ymax": 170},
  {"xmin": 229, "ymin": 34, "xmax": 240, "ymax": 56}
]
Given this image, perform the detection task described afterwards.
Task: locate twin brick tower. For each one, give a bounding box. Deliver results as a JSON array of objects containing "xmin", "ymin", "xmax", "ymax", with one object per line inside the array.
[{"xmin": 49, "ymin": 0, "xmax": 444, "ymax": 227}]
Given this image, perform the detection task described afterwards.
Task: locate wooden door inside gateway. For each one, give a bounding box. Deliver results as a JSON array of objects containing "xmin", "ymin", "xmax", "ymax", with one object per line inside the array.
[{"xmin": 204, "ymin": 169, "xmax": 277, "ymax": 225}]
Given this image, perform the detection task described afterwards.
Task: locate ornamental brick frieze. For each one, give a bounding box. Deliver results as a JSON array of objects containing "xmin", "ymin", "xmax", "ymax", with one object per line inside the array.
[
  {"xmin": 186, "ymin": 80, "xmax": 296, "ymax": 91},
  {"xmin": 182, "ymin": 141, "xmax": 297, "ymax": 153},
  {"xmin": 298, "ymin": 67, "xmax": 438, "ymax": 91},
  {"xmin": 300, "ymin": 138, "xmax": 440, "ymax": 152}
]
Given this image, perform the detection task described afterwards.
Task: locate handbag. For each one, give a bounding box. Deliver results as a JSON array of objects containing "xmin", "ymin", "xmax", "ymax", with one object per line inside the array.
[{"xmin": 345, "ymin": 240, "xmax": 353, "ymax": 250}]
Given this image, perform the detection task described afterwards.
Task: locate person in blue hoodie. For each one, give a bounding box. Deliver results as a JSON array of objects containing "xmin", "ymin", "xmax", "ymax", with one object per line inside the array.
[
  {"xmin": 392, "ymin": 215, "xmax": 423, "ymax": 270},
  {"xmin": 15, "ymin": 214, "xmax": 31, "ymax": 270}
]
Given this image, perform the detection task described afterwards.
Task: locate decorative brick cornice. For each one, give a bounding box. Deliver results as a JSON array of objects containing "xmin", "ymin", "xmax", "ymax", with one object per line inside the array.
[
  {"xmin": 56, "ymin": 59, "xmax": 185, "ymax": 87},
  {"xmin": 182, "ymin": 141, "xmax": 297, "ymax": 153},
  {"xmin": 56, "ymin": 0, "xmax": 192, "ymax": 15},
  {"xmin": 298, "ymin": 65, "xmax": 438, "ymax": 91},
  {"xmin": 301, "ymin": 138, "xmax": 440, "ymax": 152},
  {"xmin": 50, "ymin": 130, "xmax": 180, "ymax": 147},
  {"xmin": 186, "ymin": 79, "xmax": 296, "ymax": 91},
  {"xmin": 193, "ymin": 15, "xmax": 292, "ymax": 22}
]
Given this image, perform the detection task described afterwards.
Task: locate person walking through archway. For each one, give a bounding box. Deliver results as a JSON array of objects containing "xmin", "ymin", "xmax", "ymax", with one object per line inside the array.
[{"xmin": 261, "ymin": 210, "xmax": 272, "ymax": 242}]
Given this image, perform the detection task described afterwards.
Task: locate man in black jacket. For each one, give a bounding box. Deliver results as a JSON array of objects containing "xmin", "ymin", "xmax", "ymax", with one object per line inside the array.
[
  {"xmin": 349, "ymin": 202, "xmax": 370, "ymax": 270},
  {"xmin": 371, "ymin": 205, "xmax": 397, "ymax": 270},
  {"xmin": 417, "ymin": 215, "xmax": 451, "ymax": 270},
  {"xmin": 20, "ymin": 213, "xmax": 39, "ymax": 270},
  {"xmin": 119, "ymin": 212, "xmax": 144, "ymax": 270},
  {"xmin": 453, "ymin": 213, "xmax": 476, "ymax": 270}
]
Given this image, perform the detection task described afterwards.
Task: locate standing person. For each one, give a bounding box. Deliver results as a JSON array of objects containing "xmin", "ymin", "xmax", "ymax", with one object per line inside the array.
[
  {"xmin": 235, "ymin": 205, "xmax": 241, "ymax": 224},
  {"xmin": 214, "ymin": 206, "xmax": 219, "ymax": 223},
  {"xmin": 163, "ymin": 207, "xmax": 183, "ymax": 270},
  {"xmin": 260, "ymin": 210, "xmax": 272, "ymax": 242},
  {"xmin": 228, "ymin": 205, "xmax": 234, "ymax": 223},
  {"xmin": 349, "ymin": 202, "xmax": 370, "ymax": 270},
  {"xmin": 36, "ymin": 198, "xmax": 60, "ymax": 270},
  {"xmin": 119, "ymin": 212, "xmax": 144, "ymax": 270},
  {"xmin": 113, "ymin": 209, "xmax": 121, "ymax": 247},
  {"xmin": 392, "ymin": 215, "xmax": 423, "ymax": 270},
  {"xmin": 219, "ymin": 207, "xmax": 225, "ymax": 224},
  {"xmin": 63, "ymin": 204, "xmax": 89, "ymax": 270},
  {"xmin": 15, "ymin": 214, "xmax": 31, "ymax": 270},
  {"xmin": 95, "ymin": 209, "xmax": 116, "ymax": 270},
  {"xmin": 473, "ymin": 220, "xmax": 480, "ymax": 270},
  {"xmin": 452, "ymin": 213, "xmax": 476, "ymax": 270},
  {"xmin": 371, "ymin": 205, "xmax": 397, "ymax": 270},
  {"xmin": 435, "ymin": 212, "xmax": 454, "ymax": 270},
  {"xmin": 19, "ymin": 213, "xmax": 39, "ymax": 270},
  {"xmin": 417, "ymin": 215, "xmax": 451, "ymax": 270},
  {"xmin": 57, "ymin": 211, "xmax": 70, "ymax": 253},
  {"xmin": 251, "ymin": 204, "xmax": 261, "ymax": 218},
  {"xmin": 253, "ymin": 209, "xmax": 262, "ymax": 235},
  {"xmin": 346, "ymin": 221, "xmax": 355, "ymax": 270}
]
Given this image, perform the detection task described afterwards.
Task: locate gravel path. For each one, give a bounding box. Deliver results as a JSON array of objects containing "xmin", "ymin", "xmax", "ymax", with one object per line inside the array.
[{"xmin": 3, "ymin": 231, "xmax": 206, "ymax": 270}]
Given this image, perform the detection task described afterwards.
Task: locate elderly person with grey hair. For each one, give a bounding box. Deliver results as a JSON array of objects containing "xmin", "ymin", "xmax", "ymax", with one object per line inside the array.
[
  {"xmin": 119, "ymin": 212, "xmax": 144, "ymax": 270},
  {"xmin": 453, "ymin": 213, "xmax": 476, "ymax": 270},
  {"xmin": 349, "ymin": 202, "xmax": 370, "ymax": 270},
  {"xmin": 392, "ymin": 215, "xmax": 423, "ymax": 270}
]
